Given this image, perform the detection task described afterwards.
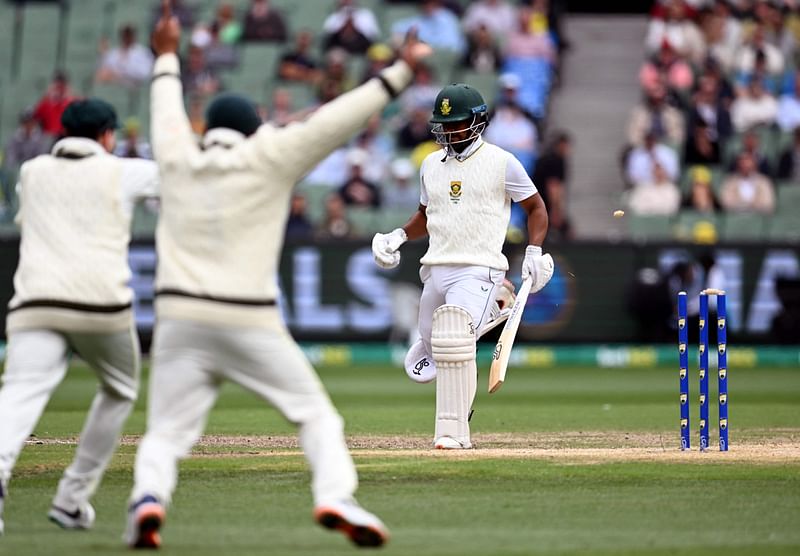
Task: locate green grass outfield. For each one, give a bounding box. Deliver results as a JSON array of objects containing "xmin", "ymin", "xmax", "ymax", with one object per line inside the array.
[{"xmin": 1, "ymin": 362, "xmax": 799, "ymax": 555}]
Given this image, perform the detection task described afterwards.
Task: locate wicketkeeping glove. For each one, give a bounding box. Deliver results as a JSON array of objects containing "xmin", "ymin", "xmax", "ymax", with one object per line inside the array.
[
  {"xmin": 521, "ymin": 245, "xmax": 554, "ymax": 293},
  {"xmin": 372, "ymin": 228, "xmax": 407, "ymax": 269}
]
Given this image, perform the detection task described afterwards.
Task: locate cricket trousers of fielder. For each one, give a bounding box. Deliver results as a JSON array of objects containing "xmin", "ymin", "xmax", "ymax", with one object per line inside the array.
[
  {"xmin": 0, "ymin": 327, "xmax": 139, "ymax": 508},
  {"xmin": 131, "ymin": 318, "xmax": 358, "ymax": 507},
  {"xmin": 418, "ymin": 265, "xmax": 505, "ymax": 446}
]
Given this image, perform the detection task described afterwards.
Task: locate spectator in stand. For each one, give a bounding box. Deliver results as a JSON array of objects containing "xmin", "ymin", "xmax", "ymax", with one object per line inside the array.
[
  {"xmin": 504, "ymin": 6, "xmax": 556, "ymax": 64},
  {"xmin": 645, "ymin": 0, "xmax": 706, "ymax": 65},
  {"xmin": 316, "ymin": 193, "xmax": 354, "ymax": 239},
  {"xmin": 462, "ymin": 24, "xmax": 503, "ymax": 73},
  {"xmin": 699, "ymin": 57, "xmax": 736, "ymax": 104},
  {"xmin": 684, "ymin": 121, "xmax": 721, "ymax": 166},
  {"xmin": 200, "ymin": 22, "xmax": 240, "ymax": 72},
  {"xmin": 729, "ymin": 129, "xmax": 772, "ymax": 176},
  {"xmin": 351, "ymin": 115, "xmax": 394, "ymax": 183},
  {"xmin": 114, "ymin": 118, "xmax": 152, "ymax": 159},
  {"xmin": 720, "ymin": 152, "xmax": 776, "ymax": 213},
  {"xmin": 382, "ymin": 158, "xmax": 419, "ymax": 211},
  {"xmin": 323, "ymin": 16, "xmax": 372, "ymax": 55},
  {"xmin": 2, "ymin": 109, "xmax": 50, "ymax": 172},
  {"xmin": 777, "ymin": 127, "xmax": 800, "ymax": 181},
  {"xmin": 268, "ymin": 88, "xmax": 302, "ymax": 127},
  {"xmin": 33, "ymin": 71, "xmax": 76, "ymax": 138},
  {"xmin": 285, "ymin": 193, "xmax": 313, "ymax": 240},
  {"xmin": 734, "ymin": 23, "xmax": 784, "ymax": 78},
  {"xmin": 242, "ymin": 0, "xmax": 288, "ymax": 43},
  {"xmin": 682, "ymin": 165, "xmax": 722, "ymax": 213},
  {"xmin": 398, "ymin": 105, "xmax": 433, "ymax": 149},
  {"xmin": 391, "ymin": 0, "xmax": 465, "ymax": 54},
  {"xmin": 95, "ymin": 24, "xmax": 154, "ymax": 87},
  {"xmin": 628, "ymin": 162, "xmax": 681, "ymax": 216},
  {"xmin": 277, "ymin": 30, "xmax": 321, "ymax": 83},
  {"xmin": 322, "ymin": 0, "xmax": 380, "ymax": 55},
  {"xmin": 361, "ymin": 43, "xmax": 394, "ymax": 82},
  {"xmin": 337, "ymin": 149, "xmax": 381, "ymax": 208},
  {"xmin": 639, "ymin": 39, "xmax": 694, "ymax": 97},
  {"xmin": 626, "ymin": 131, "xmax": 680, "ymax": 185},
  {"xmin": 688, "ymin": 73, "xmax": 733, "ymax": 144},
  {"xmin": 735, "ymin": 49, "xmax": 781, "ymax": 96},
  {"xmin": 627, "ymin": 83, "xmax": 686, "ymax": 147},
  {"xmin": 463, "ymin": 0, "xmax": 517, "ymax": 39},
  {"xmin": 211, "ymin": 3, "xmax": 242, "ymax": 44},
  {"xmin": 731, "ymin": 78, "xmax": 778, "ymax": 131},
  {"xmin": 305, "ymin": 149, "xmax": 349, "ymax": 187},
  {"xmin": 532, "ymin": 131, "xmax": 572, "ymax": 241},
  {"xmin": 400, "ymin": 64, "xmax": 439, "ymax": 118},
  {"xmin": 777, "ymin": 73, "xmax": 800, "ymax": 132},
  {"xmin": 700, "ymin": 0, "xmax": 743, "ymax": 73},
  {"xmin": 483, "ymin": 86, "xmax": 538, "ymax": 172},
  {"xmin": 316, "ymin": 48, "xmax": 355, "ymax": 103},
  {"xmin": 182, "ymin": 46, "xmax": 223, "ymax": 99},
  {"xmin": 492, "ymin": 73, "xmax": 538, "ymax": 123}
]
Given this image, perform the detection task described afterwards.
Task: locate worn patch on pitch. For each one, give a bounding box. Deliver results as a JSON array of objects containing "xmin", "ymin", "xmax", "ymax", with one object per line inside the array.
[{"xmin": 30, "ymin": 430, "xmax": 800, "ymax": 464}]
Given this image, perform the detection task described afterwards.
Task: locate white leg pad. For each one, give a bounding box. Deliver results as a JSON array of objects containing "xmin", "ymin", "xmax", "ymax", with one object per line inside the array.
[{"xmin": 431, "ymin": 305, "xmax": 477, "ymax": 448}]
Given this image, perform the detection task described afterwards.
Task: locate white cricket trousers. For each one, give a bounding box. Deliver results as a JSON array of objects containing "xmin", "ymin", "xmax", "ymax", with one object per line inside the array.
[
  {"xmin": 0, "ymin": 328, "xmax": 139, "ymax": 508},
  {"xmin": 418, "ymin": 265, "xmax": 505, "ymax": 354},
  {"xmin": 131, "ymin": 318, "xmax": 357, "ymax": 507}
]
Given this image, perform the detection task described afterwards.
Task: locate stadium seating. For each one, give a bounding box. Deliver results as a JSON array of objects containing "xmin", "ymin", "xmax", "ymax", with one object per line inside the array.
[
  {"xmin": 721, "ymin": 213, "xmax": 768, "ymax": 242},
  {"xmin": 628, "ymin": 215, "xmax": 673, "ymax": 242}
]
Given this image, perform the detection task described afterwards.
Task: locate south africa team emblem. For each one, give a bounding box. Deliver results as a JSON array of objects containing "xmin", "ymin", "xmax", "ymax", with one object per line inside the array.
[
  {"xmin": 449, "ymin": 181, "xmax": 462, "ymax": 203},
  {"xmin": 440, "ymin": 98, "xmax": 452, "ymax": 116}
]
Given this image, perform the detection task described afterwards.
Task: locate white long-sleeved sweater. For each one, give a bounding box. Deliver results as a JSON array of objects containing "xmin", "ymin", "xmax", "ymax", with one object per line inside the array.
[
  {"xmin": 7, "ymin": 138, "xmax": 159, "ymax": 333},
  {"xmin": 150, "ymin": 54, "xmax": 412, "ymax": 327}
]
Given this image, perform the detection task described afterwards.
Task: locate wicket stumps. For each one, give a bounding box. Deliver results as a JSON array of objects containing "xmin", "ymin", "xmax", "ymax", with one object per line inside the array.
[{"xmin": 678, "ymin": 289, "xmax": 729, "ymax": 452}]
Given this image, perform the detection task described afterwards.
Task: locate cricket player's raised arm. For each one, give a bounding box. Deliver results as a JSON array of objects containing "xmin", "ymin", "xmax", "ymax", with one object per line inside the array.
[
  {"xmin": 263, "ymin": 62, "xmax": 414, "ymax": 179},
  {"xmin": 263, "ymin": 37, "xmax": 432, "ymax": 180},
  {"xmin": 150, "ymin": 2, "xmax": 197, "ymax": 162}
]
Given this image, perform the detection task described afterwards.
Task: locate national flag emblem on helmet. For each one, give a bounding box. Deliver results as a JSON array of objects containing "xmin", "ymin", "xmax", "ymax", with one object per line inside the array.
[{"xmin": 440, "ymin": 98, "xmax": 452, "ymax": 116}]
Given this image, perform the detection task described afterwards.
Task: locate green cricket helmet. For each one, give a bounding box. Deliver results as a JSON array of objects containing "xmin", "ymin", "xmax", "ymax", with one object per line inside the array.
[{"xmin": 429, "ymin": 83, "xmax": 488, "ymax": 153}]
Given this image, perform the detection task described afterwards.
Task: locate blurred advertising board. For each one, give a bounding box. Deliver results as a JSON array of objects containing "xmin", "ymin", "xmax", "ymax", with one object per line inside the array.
[{"xmin": 0, "ymin": 238, "xmax": 797, "ymax": 344}]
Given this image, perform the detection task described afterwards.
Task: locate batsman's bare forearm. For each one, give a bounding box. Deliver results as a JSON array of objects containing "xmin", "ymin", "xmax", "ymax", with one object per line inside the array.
[
  {"xmin": 402, "ymin": 205, "xmax": 428, "ymax": 241},
  {"xmin": 520, "ymin": 193, "xmax": 548, "ymax": 246}
]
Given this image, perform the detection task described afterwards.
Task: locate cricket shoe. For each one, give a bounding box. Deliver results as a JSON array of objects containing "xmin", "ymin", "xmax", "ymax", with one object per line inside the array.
[
  {"xmin": 434, "ymin": 436, "xmax": 472, "ymax": 450},
  {"xmin": 314, "ymin": 498, "xmax": 389, "ymax": 548},
  {"xmin": 125, "ymin": 495, "xmax": 165, "ymax": 549},
  {"xmin": 48, "ymin": 502, "xmax": 96, "ymax": 530}
]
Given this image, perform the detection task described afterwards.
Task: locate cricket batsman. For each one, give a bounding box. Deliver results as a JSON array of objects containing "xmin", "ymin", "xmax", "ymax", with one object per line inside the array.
[
  {"xmin": 0, "ymin": 99, "xmax": 159, "ymax": 534},
  {"xmin": 372, "ymin": 84, "xmax": 554, "ymax": 449},
  {"xmin": 125, "ymin": 3, "xmax": 431, "ymax": 549}
]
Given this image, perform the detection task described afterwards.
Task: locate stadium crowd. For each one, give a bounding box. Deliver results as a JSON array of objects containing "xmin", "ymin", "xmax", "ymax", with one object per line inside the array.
[
  {"xmin": 624, "ymin": 0, "xmax": 800, "ymax": 241},
  {"xmin": 0, "ymin": 0, "xmax": 570, "ymax": 242}
]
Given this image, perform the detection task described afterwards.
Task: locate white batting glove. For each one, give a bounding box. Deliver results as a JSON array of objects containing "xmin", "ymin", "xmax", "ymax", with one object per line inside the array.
[
  {"xmin": 521, "ymin": 245, "xmax": 554, "ymax": 293},
  {"xmin": 372, "ymin": 228, "xmax": 407, "ymax": 269}
]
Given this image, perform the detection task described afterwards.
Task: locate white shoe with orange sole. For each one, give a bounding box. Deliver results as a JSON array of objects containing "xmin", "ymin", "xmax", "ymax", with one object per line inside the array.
[
  {"xmin": 314, "ymin": 498, "xmax": 389, "ymax": 548},
  {"xmin": 125, "ymin": 495, "xmax": 165, "ymax": 549},
  {"xmin": 434, "ymin": 436, "xmax": 472, "ymax": 450}
]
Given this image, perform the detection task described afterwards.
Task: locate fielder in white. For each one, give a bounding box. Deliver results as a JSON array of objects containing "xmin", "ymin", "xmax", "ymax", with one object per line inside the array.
[
  {"xmin": 125, "ymin": 7, "xmax": 431, "ymax": 549},
  {"xmin": 0, "ymin": 99, "xmax": 158, "ymax": 535},
  {"xmin": 372, "ymin": 84, "xmax": 554, "ymax": 450}
]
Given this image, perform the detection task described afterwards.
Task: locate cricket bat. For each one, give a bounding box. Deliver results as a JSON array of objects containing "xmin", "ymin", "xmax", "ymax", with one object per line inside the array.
[{"xmin": 488, "ymin": 277, "xmax": 532, "ymax": 393}]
